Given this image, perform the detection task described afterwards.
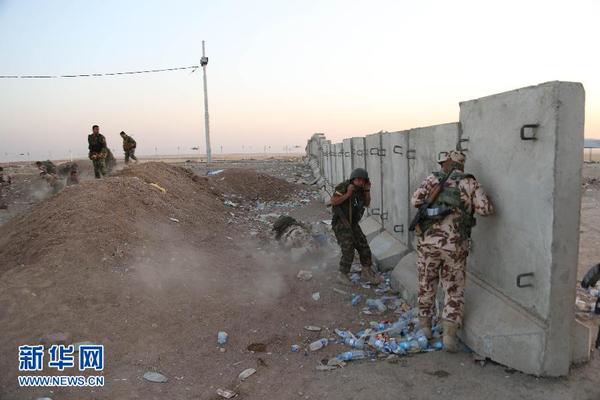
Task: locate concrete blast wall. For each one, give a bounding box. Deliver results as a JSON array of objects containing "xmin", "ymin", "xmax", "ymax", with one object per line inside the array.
[{"xmin": 304, "ymin": 81, "xmax": 587, "ymax": 376}]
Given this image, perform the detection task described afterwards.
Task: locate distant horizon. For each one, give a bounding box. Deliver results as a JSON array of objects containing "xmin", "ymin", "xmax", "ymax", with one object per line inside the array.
[{"xmin": 1, "ymin": 1, "xmax": 599, "ymax": 163}]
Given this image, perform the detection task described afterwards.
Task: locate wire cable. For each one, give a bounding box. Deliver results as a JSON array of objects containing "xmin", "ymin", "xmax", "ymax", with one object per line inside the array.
[{"xmin": 0, "ymin": 65, "xmax": 199, "ymax": 79}]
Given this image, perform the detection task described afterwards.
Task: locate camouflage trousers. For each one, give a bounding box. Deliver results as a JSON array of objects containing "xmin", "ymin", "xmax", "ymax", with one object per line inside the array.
[
  {"xmin": 124, "ymin": 149, "xmax": 137, "ymax": 163},
  {"xmin": 417, "ymin": 244, "xmax": 468, "ymax": 326},
  {"xmin": 92, "ymin": 158, "xmax": 106, "ymax": 179},
  {"xmin": 332, "ymin": 222, "xmax": 372, "ymax": 274}
]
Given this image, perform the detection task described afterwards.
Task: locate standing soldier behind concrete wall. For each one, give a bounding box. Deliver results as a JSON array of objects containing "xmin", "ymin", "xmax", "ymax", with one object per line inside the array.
[
  {"xmin": 330, "ymin": 168, "xmax": 381, "ymax": 285},
  {"xmin": 120, "ymin": 131, "xmax": 138, "ymax": 163},
  {"xmin": 410, "ymin": 150, "xmax": 494, "ymax": 352},
  {"xmin": 88, "ymin": 125, "xmax": 108, "ymax": 179}
]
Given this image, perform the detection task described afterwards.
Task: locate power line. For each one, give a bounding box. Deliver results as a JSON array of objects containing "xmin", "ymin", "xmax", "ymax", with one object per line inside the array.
[{"xmin": 0, "ymin": 65, "xmax": 199, "ymax": 79}]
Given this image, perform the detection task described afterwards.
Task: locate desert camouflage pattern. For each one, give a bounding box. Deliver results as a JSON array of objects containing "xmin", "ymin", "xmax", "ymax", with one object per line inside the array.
[
  {"xmin": 411, "ymin": 173, "xmax": 494, "ymax": 252},
  {"xmin": 411, "ymin": 170, "xmax": 494, "ymax": 326}
]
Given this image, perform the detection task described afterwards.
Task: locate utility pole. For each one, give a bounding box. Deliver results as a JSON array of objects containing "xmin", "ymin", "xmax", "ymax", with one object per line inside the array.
[{"xmin": 201, "ymin": 41, "xmax": 212, "ymax": 164}]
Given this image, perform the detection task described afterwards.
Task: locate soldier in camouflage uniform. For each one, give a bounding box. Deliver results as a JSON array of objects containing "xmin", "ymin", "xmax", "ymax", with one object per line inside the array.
[
  {"xmin": 88, "ymin": 125, "xmax": 108, "ymax": 179},
  {"xmin": 331, "ymin": 168, "xmax": 380, "ymax": 285},
  {"xmin": 411, "ymin": 150, "xmax": 494, "ymax": 352},
  {"xmin": 35, "ymin": 160, "xmax": 57, "ymax": 175},
  {"xmin": 272, "ymin": 215, "xmax": 318, "ymax": 253},
  {"xmin": 120, "ymin": 131, "xmax": 138, "ymax": 163}
]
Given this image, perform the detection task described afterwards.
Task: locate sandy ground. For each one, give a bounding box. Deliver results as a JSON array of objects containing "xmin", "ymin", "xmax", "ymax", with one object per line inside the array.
[{"xmin": 0, "ymin": 157, "xmax": 598, "ymax": 400}]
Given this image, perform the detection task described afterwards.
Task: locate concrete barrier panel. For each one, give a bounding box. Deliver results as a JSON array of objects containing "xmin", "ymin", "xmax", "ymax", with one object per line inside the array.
[
  {"xmin": 381, "ymin": 131, "xmax": 410, "ymax": 244},
  {"xmin": 335, "ymin": 142, "xmax": 345, "ymax": 185},
  {"xmin": 322, "ymin": 140, "xmax": 332, "ymax": 188},
  {"xmin": 407, "ymin": 123, "xmax": 460, "ymax": 241},
  {"xmin": 459, "ymin": 81, "xmax": 584, "ymax": 376},
  {"xmin": 365, "ymin": 133, "xmax": 383, "ymax": 222},
  {"xmin": 343, "ymin": 138, "xmax": 353, "ymax": 180},
  {"xmin": 351, "ymin": 137, "xmax": 366, "ymax": 170}
]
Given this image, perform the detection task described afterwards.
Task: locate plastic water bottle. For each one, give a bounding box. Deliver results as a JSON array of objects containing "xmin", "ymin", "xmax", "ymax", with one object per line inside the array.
[
  {"xmin": 344, "ymin": 337, "xmax": 365, "ymax": 349},
  {"xmin": 432, "ymin": 340, "xmax": 443, "ymax": 350},
  {"xmin": 337, "ymin": 350, "xmax": 367, "ymax": 361},
  {"xmin": 309, "ymin": 338, "xmax": 329, "ymax": 351},
  {"xmin": 368, "ymin": 336, "xmax": 386, "ymax": 351},
  {"xmin": 291, "ymin": 344, "xmax": 300, "ymax": 352},
  {"xmin": 351, "ymin": 293, "xmax": 361, "ymax": 306},
  {"xmin": 335, "ymin": 329, "xmax": 352, "ymax": 340},
  {"xmin": 366, "ymin": 298, "xmax": 387, "ymax": 313},
  {"xmin": 415, "ymin": 329, "xmax": 429, "ymax": 350},
  {"xmin": 217, "ymin": 331, "xmax": 228, "ymax": 345},
  {"xmin": 399, "ymin": 339, "xmax": 421, "ymax": 353}
]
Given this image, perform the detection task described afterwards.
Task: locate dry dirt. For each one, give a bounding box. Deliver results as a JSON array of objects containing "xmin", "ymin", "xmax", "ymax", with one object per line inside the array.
[{"xmin": 0, "ymin": 159, "xmax": 598, "ymax": 400}]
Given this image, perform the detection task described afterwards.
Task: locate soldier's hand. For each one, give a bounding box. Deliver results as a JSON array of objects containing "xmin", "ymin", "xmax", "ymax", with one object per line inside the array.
[{"xmin": 347, "ymin": 184, "xmax": 355, "ymax": 195}]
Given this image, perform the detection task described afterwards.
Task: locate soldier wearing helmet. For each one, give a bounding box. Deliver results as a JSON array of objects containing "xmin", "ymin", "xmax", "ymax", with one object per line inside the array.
[
  {"xmin": 330, "ymin": 167, "xmax": 381, "ymax": 285},
  {"xmin": 410, "ymin": 149, "xmax": 494, "ymax": 352}
]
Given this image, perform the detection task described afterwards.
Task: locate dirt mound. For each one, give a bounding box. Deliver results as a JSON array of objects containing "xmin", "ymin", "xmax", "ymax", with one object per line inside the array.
[
  {"xmin": 0, "ymin": 162, "xmax": 228, "ymax": 275},
  {"xmin": 208, "ymin": 168, "xmax": 298, "ymax": 202}
]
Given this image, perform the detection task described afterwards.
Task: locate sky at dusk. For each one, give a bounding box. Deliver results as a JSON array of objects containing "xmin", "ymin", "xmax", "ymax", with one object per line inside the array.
[{"xmin": 0, "ymin": 0, "xmax": 598, "ymax": 161}]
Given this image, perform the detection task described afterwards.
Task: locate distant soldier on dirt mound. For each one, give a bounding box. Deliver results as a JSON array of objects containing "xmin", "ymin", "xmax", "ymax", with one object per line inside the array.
[
  {"xmin": 120, "ymin": 131, "xmax": 138, "ymax": 163},
  {"xmin": 88, "ymin": 125, "xmax": 108, "ymax": 179},
  {"xmin": 330, "ymin": 168, "xmax": 381, "ymax": 285},
  {"xmin": 35, "ymin": 160, "xmax": 63, "ymax": 194}
]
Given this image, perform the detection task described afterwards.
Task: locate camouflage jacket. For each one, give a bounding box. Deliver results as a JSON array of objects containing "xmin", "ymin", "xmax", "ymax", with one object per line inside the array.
[
  {"xmin": 411, "ymin": 171, "xmax": 494, "ymax": 251},
  {"xmin": 122, "ymin": 134, "xmax": 136, "ymax": 151},
  {"xmin": 332, "ymin": 180, "xmax": 367, "ymax": 226},
  {"xmin": 88, "ymin": 133, "xmax": 107, "ymax": 155}
]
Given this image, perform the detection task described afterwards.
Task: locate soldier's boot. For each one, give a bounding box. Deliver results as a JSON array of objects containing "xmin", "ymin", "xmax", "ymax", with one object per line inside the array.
[
  {"xmin": 442, "ymin": 320, "xmax": 459, "ymax": 353},
  {"xmin": 361, "ymin": 265, "xmax": 382, "ymax": 285},
  {"xmin": 419, "ymin": 317, "xmax": 433, "ymax": 340},
  {"xmin": 336, "ymin": 272, "xmax": 353, "ymax": 286}
]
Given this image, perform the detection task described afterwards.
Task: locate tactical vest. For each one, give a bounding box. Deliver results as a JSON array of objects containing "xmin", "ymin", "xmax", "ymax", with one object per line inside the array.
[
  {"xmin": 332, "ymin": 180, "xmax": 366, "ymax": 226},
  {"xmin": 420, "ymin": 171, "xmax": 477, "ymax": 240}
]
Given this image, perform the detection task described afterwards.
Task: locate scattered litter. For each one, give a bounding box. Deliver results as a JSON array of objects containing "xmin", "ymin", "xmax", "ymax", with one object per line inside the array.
[
  {"xmin": 321, "ymin": 220, "xmax": 332, "ymax": 225},
  {"xmin": 216, "ymin": 388, "xmax": 237, "ymax": 398},
  {"xmin": 332, "ymin": 287, "xmax": 348, "ymax": 295},
  {"xmin": 143, "ymin": 371, "xmax": 168, "ymax": 383},
  {"xmin": 149, "ymin": 183, "xmax": 166, "ymax": 193},
  {"xmin": 312, "ymin": 292, "xmax": 320, "ymax": 301},
  {"xmin": 169, "ymin": 217, "xmax": 180, "ymax": 223},
  {"xmin": 365, "ymin": 298, "xmax": 387, "ymax": 313},
  {"xmin": 299, "ymin": 306, "xmax": 307, "ymax": 312},
  {"xmin": 224, "ymin": 200, "xmax": 238, "ymax": 207},
  {"xmin": 207, "ymin": 169, "xmax": 224, "ymax": 176},
  {"xmin": 331, "ymin": 309, "xmax": 444, "ymax": 364},
  {"xmin": 309, "ymin": 338, "xmax": 328, "ymax": 351},
  {"xmin": 247, "ymin": 343, "xmax": 267, "ymax": 352},
  {"xmin": 291, "ymin": 344, "xmax": 300, "ymax": 352},
  {"xmin": 316, "ymin": 364, "xmax": 338, "ymax": 371},
  {"xmin": 351, "ymin": 293, "xmax": 361, "ymax": 306},
  {"xmin": 327, "ymin": 358, "xmax": 346, "ymax": 367},
  {"xmin": 304, "ymin": 325, "xmax": 322, "ymax": 332},
  {"xmin": 217, "ymin": 331, "xmax": 228, "ymax": 345},
  {"xmin": 297, "ymin": 270, "xmax": 313, "ymax": 281},
  {"xmin": 238, "ymin": 368, "xmax": 256, "ymax": 381}
]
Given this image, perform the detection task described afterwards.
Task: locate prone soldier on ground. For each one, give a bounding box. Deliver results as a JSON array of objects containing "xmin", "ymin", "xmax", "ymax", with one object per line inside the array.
[{"xmin": 410, "ymin": 150, "xmax": 494, "ymax": 352}]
